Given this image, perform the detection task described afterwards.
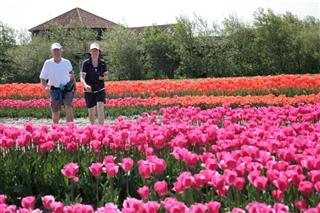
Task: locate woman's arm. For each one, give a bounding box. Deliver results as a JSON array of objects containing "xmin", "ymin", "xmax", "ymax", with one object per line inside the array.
[
  {"xmin": 80, "ymin": 73, "xmax": 92, "ymax": 92},
  {"xmin": 80, "ymin": 61, "xmax": 92, "ymax": 92}
]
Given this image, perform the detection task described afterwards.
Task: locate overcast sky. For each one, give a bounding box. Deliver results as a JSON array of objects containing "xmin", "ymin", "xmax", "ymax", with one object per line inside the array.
[{"xmin": 1, "ymin": 0, "xmax": 319, "ymax": 31}]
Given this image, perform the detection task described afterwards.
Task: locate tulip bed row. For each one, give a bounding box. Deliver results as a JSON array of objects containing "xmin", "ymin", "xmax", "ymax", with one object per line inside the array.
[
  {"xmin": 1, "ymin": 94, "xmax": 320, "ymax": 118},
  {"xmin": 1, "ymin": 195, "xmax": 320, "ymax": 213},
  {"xmin": 1, "ymin": 104, "xmax": 320, "ymax": 212},
  {"xmin": 1, "ymin": 74, "xmax": 320, "ymax": 99}
]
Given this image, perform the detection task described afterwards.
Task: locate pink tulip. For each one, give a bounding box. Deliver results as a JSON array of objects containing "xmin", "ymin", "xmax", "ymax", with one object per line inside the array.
[
  {"xmin": 41, "ymin": 195, "xmax": 55, "ymax": 209},
  {"xmin": 193, "ymin": 173, "xmax": 208, "ymax": 188},
  {"xmin": 96, "ymin": 203, "xmax": 120, "ymax": 213},
  {"xmin": 162, "ymin": 197, "xmax": 187, "ymax": 213},
  {"xmin": 121, "ymin": 157, "xmax": 134, "ymax": 172},
  {"xmin": 273, "ymin": 203, "xmax": 289, "ymax": 213},
  {"xmin": 189, "ymin": 203, "xmax": 207, "ymax": 213},
  {"xmin": 298, "ymin": 181, "xmax": 314, "ymax": 195},
  {"xmin": 273, "ymin": 176, "xmax": 289, "ymax": 191},
  {"xmin": 104, "ymin": 163, "xmax": 119, "ymax": 177},
  {"xmin": 233, "ymin": 177, "xmax": 245, "ymax": 191},
  {"xmin": 315, "ymin": 181, "xmax": 320, "ymax": 193},
  {"xmin": 224, "ymin": 169, "xmax": 238, "ymax": 185},
  {"xmin": 138, "ymin": 160, "xmax": 152, "ymax": 179},
  {"xmin": 138, "ymin": 186, "xmax": 149, "ymax": 200},
  {"xmin": 143, "ymin": 201, "xmax": 160, "ymax": 213},
  {"xmin": 272, "ymin": 190, "xmax": 283, "ymax": 201},
  {"xmin": 0, "ymin": 205, "xmax": 16, "ymax": 213},
  {"xmin": 103, "ymin": 155, "xmax": 116, "ymax": 165},
  {"xmin": 89, "ymin": 162, "xmax": 104, "ymax": 177},
  {"xmin": 253, "ymin": 176, "xmax": 268, "ymax": 191},
  {"xmin": 21, "ymin": 196, "xmax": 35, "ymax": 210},
  {"xmin": 151, "ymin": 158, "xmax": 167, "ymax": 175},
  {"xmin": 0, "ymin": 195, "xmax": 7, "ymax": 204},
  {"xmin": 185, "ymin": 153, "xmax": 198, "ymax": 168},
  {"xmin": 123, "ymin": 198, "xmax": 144, "ymax": 212},
  {"xmin": 173, "ymin": 181, "xmax": 184, "ymax": 194},
  {"xmin": 231, "ymin": 208, "xmax": 246, "ymax": 213},
  {"xmin": 309, "ymin": 170, "xmax": 320, "ymax": 183},
  {"xmin": 154, "ymin": 180, "xmax": 168, "ymax": 197},
  {"xmin": 295, "ymin": 200, "xmax": 308, "ymax": 211},
  {"xmin": 51, "ymin": 201, "xmax": 64, "ymax": 213},
  {"xmin": 61, "ymin": 162, "xmax": 79, "ymax": 182},
  {"xmin": 17, "ymin": 208, "xmax": 29, "ymax": 213},
  {"xmin": 206, "ymin": 201, "xmax": 221, "ymax": 213}
]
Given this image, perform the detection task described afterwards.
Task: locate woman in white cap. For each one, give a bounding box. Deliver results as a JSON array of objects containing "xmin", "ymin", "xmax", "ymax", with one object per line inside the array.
[
  {"xmin": 80, "ymin": 42, "xmax": 108, "ymax": 125},
  {"xmin": 39, "ymin": 42, "xmax": 76, "ymax": 124}
]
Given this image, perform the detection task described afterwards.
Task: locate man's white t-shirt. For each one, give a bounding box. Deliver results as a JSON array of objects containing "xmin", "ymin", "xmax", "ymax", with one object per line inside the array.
[{"xmin": 39, "ymin": 58, "xmax": 73, "ymax": 88}]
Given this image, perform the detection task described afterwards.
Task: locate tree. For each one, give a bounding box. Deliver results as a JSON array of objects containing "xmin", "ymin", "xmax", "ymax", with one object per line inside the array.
[
  {"xmin": 104, "ymin": 26, "xmax": 143, "ymax": 80},
  {"xmin": 7, "ymin": 21, "xmax": 98, "ymax": 82},
  {"xmin": 221, "ymin": 15, "xmax": 258, "ymax": 76},
  {"xmin": 173, "ymin": 15, "xmax": 220, "ymax": 78},
  {"xmin": 141, "ymin": 26, "xmax": 179, "ymax": 79},
  {"xmin": 0, "ymin": 21, "xmax": 16, "ymax": 83}
]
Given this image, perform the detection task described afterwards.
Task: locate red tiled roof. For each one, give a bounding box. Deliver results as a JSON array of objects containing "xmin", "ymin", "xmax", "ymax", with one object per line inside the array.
[
  {"xmin": 129, "ymin": 24, "xmax": 176, "ymax": 34},
  {"xmin": 29, "ymin": 8, "xmax": 119, "ymax": 32}
]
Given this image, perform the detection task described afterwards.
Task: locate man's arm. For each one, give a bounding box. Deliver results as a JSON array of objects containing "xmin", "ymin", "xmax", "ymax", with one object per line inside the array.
[
  {"xmin": 40, "ymin": 60, "xmax": 50, "ymax": 92},
  {"xmin": 40, "ymin": 79, "xmax": 50, "ymax": 92},
  {"xmin": 69, "ymin": 71, "xmax": 76, "ymax": 91}
]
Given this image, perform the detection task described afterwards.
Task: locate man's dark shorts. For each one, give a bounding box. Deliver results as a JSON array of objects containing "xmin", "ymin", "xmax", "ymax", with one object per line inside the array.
[
  {"xmin": 84, "ymin": 90, "xmax": 106, "ymax": 108},
  {"xmin": 49, "ymin": 90, "xmax": 74, "ymax": 112}
]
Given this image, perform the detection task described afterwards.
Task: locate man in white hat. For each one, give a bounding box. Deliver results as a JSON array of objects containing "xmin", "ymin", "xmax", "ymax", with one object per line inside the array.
[
  {"xmin": 80, "ymin": 42, "xmax": 108, "ymax": 125},
  {"xmin": 39, "ymin": 42, "xmax": 76, "ymax": 124}
]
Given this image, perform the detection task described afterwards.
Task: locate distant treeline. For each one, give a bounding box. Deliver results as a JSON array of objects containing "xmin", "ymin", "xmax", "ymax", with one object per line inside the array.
[{"xmin": 0, "ymin": 8, "xmax": 319, "ymax": 83}]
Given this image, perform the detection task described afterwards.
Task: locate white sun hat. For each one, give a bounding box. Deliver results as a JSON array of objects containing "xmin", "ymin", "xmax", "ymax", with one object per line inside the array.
[
  {"xmin": 90, "ymin": 42, "xmax": 100, "ymax": 50},
  {"xmin": 51, "ymin": 42, "xmax": 62, "ymax": 50}
]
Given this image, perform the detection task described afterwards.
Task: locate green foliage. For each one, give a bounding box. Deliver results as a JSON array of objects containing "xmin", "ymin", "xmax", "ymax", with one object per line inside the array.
[
  {"xmin": 141, "ymin": 26, "xmax": 179, "ymax": 79},
  {"xmin": 0, "ymin": 22, "xmax": 16, "ymax": 83},
  {"xmin": 0, "ymin": 106, "xmax": 158, "ymax": 118},
  {"xmin": 1, "ymin": 9, "xmax": 320, "ymax": 82},
  {"xmin": 172, "ymin": 15, "xmax": 215, "ymax": 78},
  {"xmin": 104, "ymin": 26, "xmax": 143, "ymax": 80},
  {"xmin": 6, "ymin": 20, "xmax": 98, "ymax": 83},
  {"xmin": 7, "ymin": 35, "xmax": 51, "ymax": 82}
]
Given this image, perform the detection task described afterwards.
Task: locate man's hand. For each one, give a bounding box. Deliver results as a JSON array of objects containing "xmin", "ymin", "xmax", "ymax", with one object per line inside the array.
[{"xmin": 45, "ymin": 85, "xmax": 50, "ymax": 93}]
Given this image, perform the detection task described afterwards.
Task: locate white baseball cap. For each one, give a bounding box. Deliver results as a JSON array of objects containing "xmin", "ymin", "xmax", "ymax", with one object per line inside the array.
[
  {"xmin": 51, "ymin": 43, "xmax": 62, "ymax": 50},
  {"xmin": 90, "ymin": 42, "xmax": 100, "ymax": 50}
]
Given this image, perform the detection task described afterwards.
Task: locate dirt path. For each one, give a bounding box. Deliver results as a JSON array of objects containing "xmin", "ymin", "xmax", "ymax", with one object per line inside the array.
[{"xmin": 0, "ymin": 117, "xmax": 116, "ymax": 127}]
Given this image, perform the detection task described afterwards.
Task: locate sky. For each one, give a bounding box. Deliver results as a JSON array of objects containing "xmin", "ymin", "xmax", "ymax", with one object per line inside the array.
[{"xmin": 0, "ymin": 0, "xmax": 319, "ymax": 31}]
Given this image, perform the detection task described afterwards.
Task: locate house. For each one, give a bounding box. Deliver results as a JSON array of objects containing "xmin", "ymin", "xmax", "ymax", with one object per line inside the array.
[{"xmin": 29, "ymin": 7, "xmax": 174, "ymax": 38}]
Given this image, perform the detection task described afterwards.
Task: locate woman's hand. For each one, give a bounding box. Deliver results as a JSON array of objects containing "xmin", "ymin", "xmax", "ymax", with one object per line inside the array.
[{"xmin": 84, "ymin": 84, "xmax": 92, "ymax": 92}]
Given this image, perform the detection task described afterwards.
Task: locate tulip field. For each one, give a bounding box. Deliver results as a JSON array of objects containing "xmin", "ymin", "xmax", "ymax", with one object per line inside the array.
[{"xmin": 1, "ymin": 74, "xmax": 320, "ymax": 212}]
